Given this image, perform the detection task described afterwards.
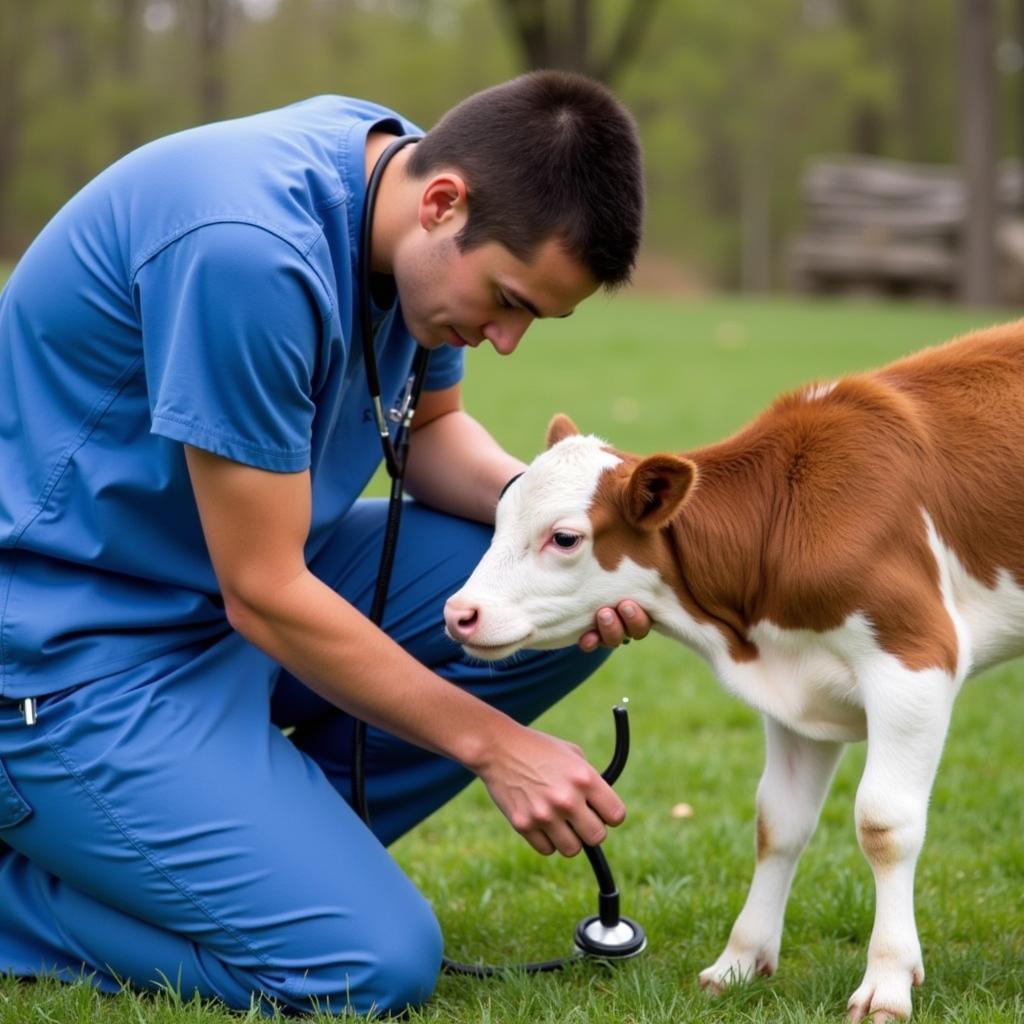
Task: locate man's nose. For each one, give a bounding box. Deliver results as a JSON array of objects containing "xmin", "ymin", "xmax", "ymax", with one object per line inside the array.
[{"xmin": 484, "ymin": 312, "xmax": 533, "ymax": 355}]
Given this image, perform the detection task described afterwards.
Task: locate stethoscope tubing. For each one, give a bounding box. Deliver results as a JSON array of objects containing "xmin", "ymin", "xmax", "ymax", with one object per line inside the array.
[{"xmin": 354, "ymin": 133, "xmax": 642, "ymax": 977}]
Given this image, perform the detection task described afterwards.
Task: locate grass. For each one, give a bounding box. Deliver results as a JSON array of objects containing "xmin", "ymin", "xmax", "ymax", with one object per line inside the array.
[{"xmin": 2, "ymin": 293, "xmax": 1022, "ymax": 1022}]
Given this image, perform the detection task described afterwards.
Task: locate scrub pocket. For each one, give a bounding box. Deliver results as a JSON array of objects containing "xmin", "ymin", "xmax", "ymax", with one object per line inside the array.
[{"xmin": 0, "ymin": 757, "xmax": 32, "ymax": 829}]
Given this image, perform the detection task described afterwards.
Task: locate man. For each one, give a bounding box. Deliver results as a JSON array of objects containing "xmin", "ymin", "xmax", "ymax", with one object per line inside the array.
[{"xmin": 0, "ymin": 72, "xmax": 647, "ymax": 1015}]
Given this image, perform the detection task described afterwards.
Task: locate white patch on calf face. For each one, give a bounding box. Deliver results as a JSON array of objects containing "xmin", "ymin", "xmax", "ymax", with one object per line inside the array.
[{"xmin": 446, "ymin": 435, "xmax": 624, "ymax": 659}]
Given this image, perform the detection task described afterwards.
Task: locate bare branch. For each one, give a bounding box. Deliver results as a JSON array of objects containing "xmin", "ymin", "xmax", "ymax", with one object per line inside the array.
[{"xmin": 596, "ymin": 0, "xmax": 661, "ymax": 84}]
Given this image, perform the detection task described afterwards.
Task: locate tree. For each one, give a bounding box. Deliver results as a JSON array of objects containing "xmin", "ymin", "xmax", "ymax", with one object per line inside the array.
[
  {"xmin": 845, "ymin": 0, "xmax": 884, "ymax": 154},
  {"xmin": 0, "ymin": 2, "xmax": 34, "ymax": 254},
  {"xmin": 111, "ymin": 0, "xmax": 144, "ymax": 155},
  {"xmin": 495, "ymin": 0, "xmax": 661, "ymax": 84},
  {"xmin": 198, "ymin": 0, "xmax": 230, "ymax": 123},
  {"xmin": 960, "ymin": 0, "xmax": 998, "ymax": 304},
  {"xmin": 51, "ymin": 3, "xmax": 99, "ymax": 193},
  {"xmin": 626, "ymin": 0, "xmax": 880, "ymax": 289}
]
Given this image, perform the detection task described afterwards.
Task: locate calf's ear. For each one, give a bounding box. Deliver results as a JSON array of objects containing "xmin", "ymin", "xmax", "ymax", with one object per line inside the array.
[
  {"xmin": 624, "ymin": 455, "xmax": 698, "ymax": 529},
  {"xmin": 546, "ymin": 413, "xmax": 581, "ymax": 448}
]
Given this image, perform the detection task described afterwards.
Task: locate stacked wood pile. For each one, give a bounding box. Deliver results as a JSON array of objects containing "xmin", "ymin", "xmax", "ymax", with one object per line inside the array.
[{"xmin": 789, "ymin": 156, "xmax": 1024, "ymax": 301}]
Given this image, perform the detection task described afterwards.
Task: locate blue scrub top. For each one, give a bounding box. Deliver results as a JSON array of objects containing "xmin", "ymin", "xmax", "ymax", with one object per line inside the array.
[{"xmin": 0, "ymin": 97, "xmax": 464, "ymax": 697}]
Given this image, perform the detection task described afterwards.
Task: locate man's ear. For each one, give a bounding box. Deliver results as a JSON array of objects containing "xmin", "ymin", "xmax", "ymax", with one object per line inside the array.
[
  {"xmin": 546, "ymin": 414, "xmax": 581, "ymax": 448},
  {"xmin": 623, "ymin": 454, "xmax": 698, "ymax": 530},
  {"xmin": 418, "ymin": 172, "xmax": 468, "ymax": 231}
]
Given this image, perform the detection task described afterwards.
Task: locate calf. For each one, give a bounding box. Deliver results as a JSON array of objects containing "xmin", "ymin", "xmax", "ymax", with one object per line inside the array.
[{"xmin": 443, "ymin": 322, "xmax": 1024, "ymax": 1022}]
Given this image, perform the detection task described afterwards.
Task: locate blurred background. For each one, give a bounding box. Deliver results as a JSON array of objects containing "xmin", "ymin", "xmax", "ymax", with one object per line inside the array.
[
  {"xmin": 0, "ymin": 0, "xmax": 1020, "ymax": 305},
  {"xmin": 2, "ymin": 12, "xmax": 1022, "ymax": 1021}
]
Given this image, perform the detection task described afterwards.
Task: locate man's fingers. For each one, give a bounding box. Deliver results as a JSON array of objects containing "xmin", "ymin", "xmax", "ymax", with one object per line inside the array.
[
  {"xmin": 574, "ymin": 815, "xmax": 608, "ymax": 848},
  {"xmin": 542, "ymin": 811, "xmax": 608, "ymax": 857},
  {"xmin": 588, "ymin": 784, "xmax": 627, "ymax": 830},
  {"xmin": 524, "ymin": 800, "xmax": 619, "ymax": 856},
  {"xmin": 524, "ymin": 829, "xmax": 556, "ymax": 856},
  {"xmin": 483, "ymin": 724, "xmax": 628, "ymax": 859},
  {"xmin": 595, "ymin": 607, "xmax": 625, "ymax": 646},
  {"xmin": 618, "ymin": 600, "xmax": 652, "ymax": 640},
  {"xmin": 524, "ymin": 821, "xmax": 579, "ymax": 857},
  {"xmin": 548, "ymin": 819, "xmax": 587, "ymax": 857},
  {"xmin": 580, "ymin": 602, "xmax": 652, "ymax": 650}
]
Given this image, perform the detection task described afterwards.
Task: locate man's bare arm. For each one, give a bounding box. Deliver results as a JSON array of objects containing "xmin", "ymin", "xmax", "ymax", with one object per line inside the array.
[
  {"xmin": 183, "ymin": 445, "xmax": 625, "ymax": 856},
  {"xmin": 405, "ymin": 383, "xmax": 524, "ymax": 524}
]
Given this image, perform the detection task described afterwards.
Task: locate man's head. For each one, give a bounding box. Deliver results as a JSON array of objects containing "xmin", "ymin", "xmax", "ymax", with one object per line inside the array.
[
  {"xmin": 408, "ymin": 70, "xmax": 644, "ymax": 289},
  {"xmin": 391, "ymin": 71, "xmax": 644, "ymax": 354}
]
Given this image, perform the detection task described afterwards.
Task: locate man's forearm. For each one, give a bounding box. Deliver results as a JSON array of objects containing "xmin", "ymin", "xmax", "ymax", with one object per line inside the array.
[
  {"xmin": 226, "ymin": 567, "xmax": 512, "ymax": 770},
  {"xmin": 405, "ymin": 409, "xmax": 524, "ymax": 524}
]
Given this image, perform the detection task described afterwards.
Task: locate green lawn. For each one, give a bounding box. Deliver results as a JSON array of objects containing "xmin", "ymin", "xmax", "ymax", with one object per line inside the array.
[{"xmin": 2, "ymin": 294, "xmax": 1022, "ymax": 1022}]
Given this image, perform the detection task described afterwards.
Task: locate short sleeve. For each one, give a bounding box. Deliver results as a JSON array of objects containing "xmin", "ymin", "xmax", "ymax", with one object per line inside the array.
[
  {"xmin": 134, "ymin": 222, "xmax": 330, "ymax": 472},
  {"xmin": 422, "ymin": 341, "xmax": 464, "ymax": 391}
]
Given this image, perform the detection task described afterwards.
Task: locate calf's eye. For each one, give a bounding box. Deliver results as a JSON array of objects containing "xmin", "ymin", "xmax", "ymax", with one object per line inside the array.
[{"xmin": 552, "ymin": 531, "xmax": 582, "ymax": 551}]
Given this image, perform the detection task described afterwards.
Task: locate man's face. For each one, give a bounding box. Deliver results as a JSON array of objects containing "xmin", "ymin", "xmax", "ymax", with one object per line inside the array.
[{"xmin": 394, "ymin": 228, "xmax": 599, "ymax": 357}]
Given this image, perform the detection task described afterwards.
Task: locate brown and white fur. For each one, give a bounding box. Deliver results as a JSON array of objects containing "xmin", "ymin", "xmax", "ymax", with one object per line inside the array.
[{"xmin": 443, "ymin": 322, "xmax": 1024, "ymax": 1022}]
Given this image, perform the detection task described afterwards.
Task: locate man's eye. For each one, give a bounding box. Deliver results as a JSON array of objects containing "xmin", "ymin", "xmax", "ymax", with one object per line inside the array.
[
  {"xmin": 497, "ymin": 291, "xmax": 513, "ymax": 309},
  {"xmin": 552, "ymin": 531, "xmax": 581, "ymax": 550}
]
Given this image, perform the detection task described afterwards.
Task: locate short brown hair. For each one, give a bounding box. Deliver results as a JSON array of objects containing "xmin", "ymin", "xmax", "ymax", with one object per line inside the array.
[{"xmin": 408, "ymin": 71, "xmax": 644, "ymax": 289}]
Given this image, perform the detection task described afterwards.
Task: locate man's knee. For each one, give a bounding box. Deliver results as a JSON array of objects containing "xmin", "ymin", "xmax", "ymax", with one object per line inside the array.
[
  {"xmin": 350, "ymin": 893, "xmax": 443, "ymax": 1016},
  {"xmin": 247, "ymin": 890, "xmax": 444, "ymax": 1016}
]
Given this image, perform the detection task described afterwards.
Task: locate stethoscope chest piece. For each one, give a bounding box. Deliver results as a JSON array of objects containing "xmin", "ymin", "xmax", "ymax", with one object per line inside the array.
[
  {"xmin": 442, "ymin": 702, "xmax": 648, "ymax": 976},
  {"xmin": 574, "ymin": 914, "xmax": 647, "ymax": 960},
  {"xmin": 569, "ymin": 701, "xmax": 647, "ymax": 963}
]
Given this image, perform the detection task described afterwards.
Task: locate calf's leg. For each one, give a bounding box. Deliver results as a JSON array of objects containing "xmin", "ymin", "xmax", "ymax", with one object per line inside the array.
[
  {"xmin": 846, "ymin": 666, "xmax": 954, "ymax": 1023},
  {"xmin": 700, "ymin": 716, "xmax": 844, "ymax": 990}
]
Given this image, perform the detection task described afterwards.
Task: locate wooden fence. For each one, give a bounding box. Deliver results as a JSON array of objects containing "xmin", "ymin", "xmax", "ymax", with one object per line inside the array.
[{"xmin": 789, "ymin": 156, "xmax": 1024, "ymax": 301}]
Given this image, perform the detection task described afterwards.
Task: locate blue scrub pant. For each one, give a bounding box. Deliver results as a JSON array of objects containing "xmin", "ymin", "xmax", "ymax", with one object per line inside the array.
[{"xmin": 0, "ymin": 500, "xmax": 610, "ymax": 1016}]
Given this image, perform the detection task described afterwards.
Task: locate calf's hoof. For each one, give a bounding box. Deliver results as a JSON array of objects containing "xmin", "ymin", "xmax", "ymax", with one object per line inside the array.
[
  {"xmin": 846, "ymin": 961, "xmax": 923, "ymax": 1023},
  {"xmin": 698, "ymin": 947, "xmax": 776, "ymax": 994}
]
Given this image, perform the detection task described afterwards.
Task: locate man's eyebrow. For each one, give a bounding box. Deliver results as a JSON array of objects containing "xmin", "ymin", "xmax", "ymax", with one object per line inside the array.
[{"xmin": 505, "ymin": 286, "xmax": 575, "ymax": 320}]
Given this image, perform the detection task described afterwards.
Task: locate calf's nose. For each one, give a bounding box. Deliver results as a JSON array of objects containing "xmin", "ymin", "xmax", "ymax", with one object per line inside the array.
[{"xmin": 444, "ymin": 599, "xmax": 480, "ymax": 642}]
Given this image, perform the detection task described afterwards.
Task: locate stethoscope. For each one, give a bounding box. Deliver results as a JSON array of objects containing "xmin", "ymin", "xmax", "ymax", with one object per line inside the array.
[{"xmin": 353, "ymin": 133, "xmax": 646, "ymax": 974}]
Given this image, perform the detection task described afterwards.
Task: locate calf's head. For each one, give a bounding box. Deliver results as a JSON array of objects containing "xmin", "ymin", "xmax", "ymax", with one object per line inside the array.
[{"xmin": 444, "ymin": 415, "xmax": 697, "ymax": 660}]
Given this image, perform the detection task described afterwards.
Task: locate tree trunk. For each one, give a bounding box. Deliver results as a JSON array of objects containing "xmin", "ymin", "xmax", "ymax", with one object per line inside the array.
[
  {"xmin": 1018, "ymin": 0, "xmax": 1024, "ymax": 161},
  {"xmin": 53, "ymin": 9, "xmax": 95, "ymax": 195},
  {"xmin": 113, "ymin": 0, "xmax": 143, "ymax": 155},
  {"xmin": 596, "ymin": 0, "xmax": 660, "ymax": 85},
  {"xmin": 896, "ymin": 0, "xmax": 929, "ymax": 160},
  {"xmin": 0, "ymin": 2, "xmax": 31, "ymax": 255},
  {"xmin": 565, "ymin": 0, "xmax": 589, "ymax": 72},
  {"xmin": 740, "ymin": 143, "xmax": 773, "ymax": 292},
  {"xmin": 845, "ymin": 0, "xmax": 884, "ymax": 154},
  {"xmin": 497, "ymin": 0, "xmax": 548, "ymax": 70},
  {"xmin": 496, "ymin": 0, "xmax": 659, "ymax": 85},
  {"xmin": 199, "ymin": 0, "xmax": 228, "ymax": 123},
  {"xmin": 960, "ymin": 0, "xmax": 998, "ymax": 305}
]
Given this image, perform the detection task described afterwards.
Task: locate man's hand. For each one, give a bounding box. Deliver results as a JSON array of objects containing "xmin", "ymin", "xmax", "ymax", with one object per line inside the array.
[
  {"xmin": 578, "ymin": 600, "xmax": 652, "ymax": 652},
  {"xmin": 473, "ymin": 721, "xmax": 626, "ymax": 857}
]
